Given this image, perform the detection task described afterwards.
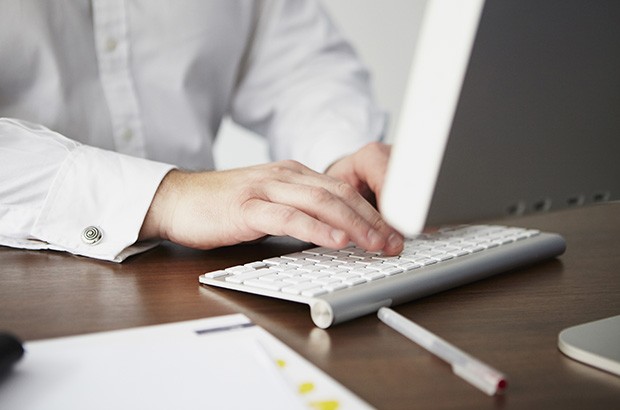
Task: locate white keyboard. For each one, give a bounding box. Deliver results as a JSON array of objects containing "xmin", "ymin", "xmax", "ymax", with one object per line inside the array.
[{"xmin": 199, "ymin": 225, "xmax": 566, "ymax": 328}]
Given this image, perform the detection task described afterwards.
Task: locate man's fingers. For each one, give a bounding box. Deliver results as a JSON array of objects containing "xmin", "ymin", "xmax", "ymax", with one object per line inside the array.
[
  {"xmin": 256, "ymin": 159, "xmax": 403, "ymax": 254},
  {"xmin": 258, "ymin": 179, "xmax": 392, "ymax": 252},
  {"xmin": 325, "ymin": 142, "xmax": 392, "ymax": 206},
  {"xmin": 241, "ymin": 199, "xmax": 350, "ymax": 249},
  {"xmin": 264, "ymin": 162, "xmax": 388, "ymax": 229},
  {"xmin": 355, "ymin": 142, "xmax": 391, "ymax": 201},
  {"xmin": 145, "ymin": 159, "xmax": 404, "ymax": 256}
]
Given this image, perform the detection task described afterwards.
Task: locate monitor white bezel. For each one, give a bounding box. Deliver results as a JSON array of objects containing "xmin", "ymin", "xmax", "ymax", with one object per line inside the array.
[{"xmin": 381, "ymin": 0, "xmax": 485, "ymax": 236}]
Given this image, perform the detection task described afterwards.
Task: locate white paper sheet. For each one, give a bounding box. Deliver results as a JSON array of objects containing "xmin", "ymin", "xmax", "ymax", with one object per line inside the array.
[{"xmin": 0, "ymin": 314, "xmax": 373, "ymax": 410}]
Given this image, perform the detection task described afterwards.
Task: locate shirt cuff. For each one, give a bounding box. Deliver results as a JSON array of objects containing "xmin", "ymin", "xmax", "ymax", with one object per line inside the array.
[{"xmin": 30, "ymin": 145, "xmax": 175, "ymax": 262}]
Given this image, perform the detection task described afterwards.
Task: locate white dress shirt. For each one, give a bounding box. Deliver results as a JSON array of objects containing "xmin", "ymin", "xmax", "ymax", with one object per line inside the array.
[{"xmin": 0, "ymin": 0, "xmax": 385, "ymax": 262}]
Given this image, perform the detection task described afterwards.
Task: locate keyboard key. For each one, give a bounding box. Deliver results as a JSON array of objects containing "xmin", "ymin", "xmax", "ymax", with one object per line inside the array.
[
  {"xmin": 225, "ymin": 265, "xmax": 256, "ymax": 274},
  {"xmin": 303, "ymin": 255, "xmax": 334, "ymax": 263},
  {"xmin": 277, "ymin": 268, "xmax": 302, "ymax": 277},
  {"xmin": 263, "ymin": 257, "xmax": 289, "ymax": 265},
  {"xmin": 282, "ymin": 282, "xmax": 323, "ymax": 295},
  {"xmin": 382, "ymin": 266, "xmax": 405, "ymax": 276},
  {"xmin": 243, "ymin": 279, "xmax": 285, "ymax": 291},
  {"xmin": 301, "ymin": 288, "xmax": 328, "ymax": 297},
  {"xmin": 342, "ymin": 277, "xmax": 367, "ymax": 286},
  {"xmin": 301, "ymin": 271, "xmax": 330, "ymax": 280},
  {"xmin": 225, "ymin": 270, "xmax": 267, "ymax": 284},
  {"xmin": 301, "ymin": 247, "xmax": 334, "ymax": 256},
  {"xmin": 312, "ymin": 277, "xmax": 343, "ymax": 286},
  {"xmin": 282, "ymin": 277, "xmax": 310, "ymax": 285},
  {"xmin": 203, "ymin": 270, "xmax": 228, "ymax": 279},
  {"xmin": 362, "ymin": 271, "xmax": 386, "ymax": 281},
  {"xmin": 281, "ymin": 252, "xmax": 310, "ymax": 260},
  {"xmin": 244, "ymin": 261, "xmax": 268, "ymax": 269},
  {"xmin": 259, "ymin": 273, "xmax": 283, "ymax": 282},
  {"xmin": 324, "ymin": 282, "xmax": 349, "ymax": 292}
]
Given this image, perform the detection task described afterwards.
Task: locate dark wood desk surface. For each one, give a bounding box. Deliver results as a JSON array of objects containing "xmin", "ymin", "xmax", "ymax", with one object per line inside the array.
[{"xmin": 1, "ymin": 203, "xmax": 619, "ymax": 409}]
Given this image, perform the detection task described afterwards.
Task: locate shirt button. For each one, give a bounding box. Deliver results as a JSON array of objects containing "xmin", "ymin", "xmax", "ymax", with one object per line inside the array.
[
  {"xmin": 105, "ymin": 37, "xmax": 118, "ymax": 52},
  {"xmin": 121, "ymin": 128, "xmax": 134, "ymax": 142},
  {"xmin": 82, "ymin": 226, "xmax": 103, "ymax": 245}
]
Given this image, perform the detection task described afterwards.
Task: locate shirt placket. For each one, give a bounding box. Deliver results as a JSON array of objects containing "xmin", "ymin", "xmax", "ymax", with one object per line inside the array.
[{"xmin": 92, "ymin": 0, "xmax": 146, "ymax": 157}]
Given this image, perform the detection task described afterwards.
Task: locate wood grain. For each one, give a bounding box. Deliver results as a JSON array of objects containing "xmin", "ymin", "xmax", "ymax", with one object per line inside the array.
[{"xmin": 1, "ymin": 203, "xmax": 619, "ymax": 409}]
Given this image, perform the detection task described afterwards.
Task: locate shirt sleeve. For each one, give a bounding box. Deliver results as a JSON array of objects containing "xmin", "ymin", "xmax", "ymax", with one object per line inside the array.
[
  {"xmin": 0, "ymin": 118, "xmax": 175, "ymax": 262},
  {"xmin": 230, "ymin": 0, "xmax": 386, "ymax": 172}
]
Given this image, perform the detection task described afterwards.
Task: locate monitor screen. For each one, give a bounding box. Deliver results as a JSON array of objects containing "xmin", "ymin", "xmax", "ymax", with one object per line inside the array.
[{"xmin": 382, "ymin": 0, "xmax": 620, "ymax": 235}]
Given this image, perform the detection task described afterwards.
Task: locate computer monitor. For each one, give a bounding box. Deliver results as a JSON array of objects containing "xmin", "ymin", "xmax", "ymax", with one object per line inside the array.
[{"xmin": 381, "ymin": 0, "xmax": 620, "ymax": 236}]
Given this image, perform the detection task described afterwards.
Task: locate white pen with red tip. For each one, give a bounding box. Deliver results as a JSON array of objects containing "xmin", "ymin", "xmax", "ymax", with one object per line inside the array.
[{"xmin": 378, "ymin": 307, "xmax": 508, "ymax": 396}]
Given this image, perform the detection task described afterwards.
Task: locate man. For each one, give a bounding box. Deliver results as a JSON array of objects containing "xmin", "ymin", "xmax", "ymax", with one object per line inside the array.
[{"xmin": 0, "ymin": 0, "xmax": 403, "ymax": 262}]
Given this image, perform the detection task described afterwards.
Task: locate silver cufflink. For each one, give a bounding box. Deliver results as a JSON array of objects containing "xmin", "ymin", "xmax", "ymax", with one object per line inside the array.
[{"xmin": 81, "ymin": 226, "xmax": 103, "ymax": 245}]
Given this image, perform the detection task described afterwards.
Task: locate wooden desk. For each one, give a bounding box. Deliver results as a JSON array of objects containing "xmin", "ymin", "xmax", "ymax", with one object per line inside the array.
[{"xmin": 1, "ymin": 203, "xmax": 619, "ymax": 409}]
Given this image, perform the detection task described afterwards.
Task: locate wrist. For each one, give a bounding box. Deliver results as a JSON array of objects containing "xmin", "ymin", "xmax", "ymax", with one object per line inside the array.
[{"xmin": 139, "ymin": 169, "xmax": 183, "ymax": 242}]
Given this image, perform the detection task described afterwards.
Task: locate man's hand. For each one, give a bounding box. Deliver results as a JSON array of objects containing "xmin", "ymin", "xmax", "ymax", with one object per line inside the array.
[
  {"xmin": 325, "ymin": 141, "xmax": 392, "ymax": 209},
  {"xmin": 140, "ymin": 143, "xmax": 403, "ymax": 255}
]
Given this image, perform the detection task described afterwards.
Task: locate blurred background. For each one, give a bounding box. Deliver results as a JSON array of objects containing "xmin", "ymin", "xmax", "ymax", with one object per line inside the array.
[{"xmin": 213, "ymin": 0, "xmax": 426, "ymax": 169}]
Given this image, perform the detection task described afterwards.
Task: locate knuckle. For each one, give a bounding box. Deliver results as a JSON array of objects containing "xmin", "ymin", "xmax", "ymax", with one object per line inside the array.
[
  {"xmin": 276, "ymin": 206, "xmax": 299, "ymax": 225},
  {"xmin": 267, "ymin": 164, "xmax": 287, "ymax": 175},
  {"xmin": 309, "ymin": 186, "xmax": 333, "ymax": 203},
  {"xmin": 238, "ymin": 197, "xmax": 257, "ymax": 214},
  {"xmin": 238, "ymin": 187, "xmax": 256, "ymax": 201},
  {"xmin": 276, "ymin": 159, "xmax": 303, "ymax": 171},
  {"xmin": 355, "ymin": 214, "xmax": 374, "ymax": 231},
  {"xmin": 335, "ymin": 181, "xmax": 358, "ymax": 201},
  {"xmin": 371, "ymin": 217, "xmax": 386, "ymax": 231},
  {"xmin": 368, "ymin": 213, "xmax": 389, "ymax": 233}
]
